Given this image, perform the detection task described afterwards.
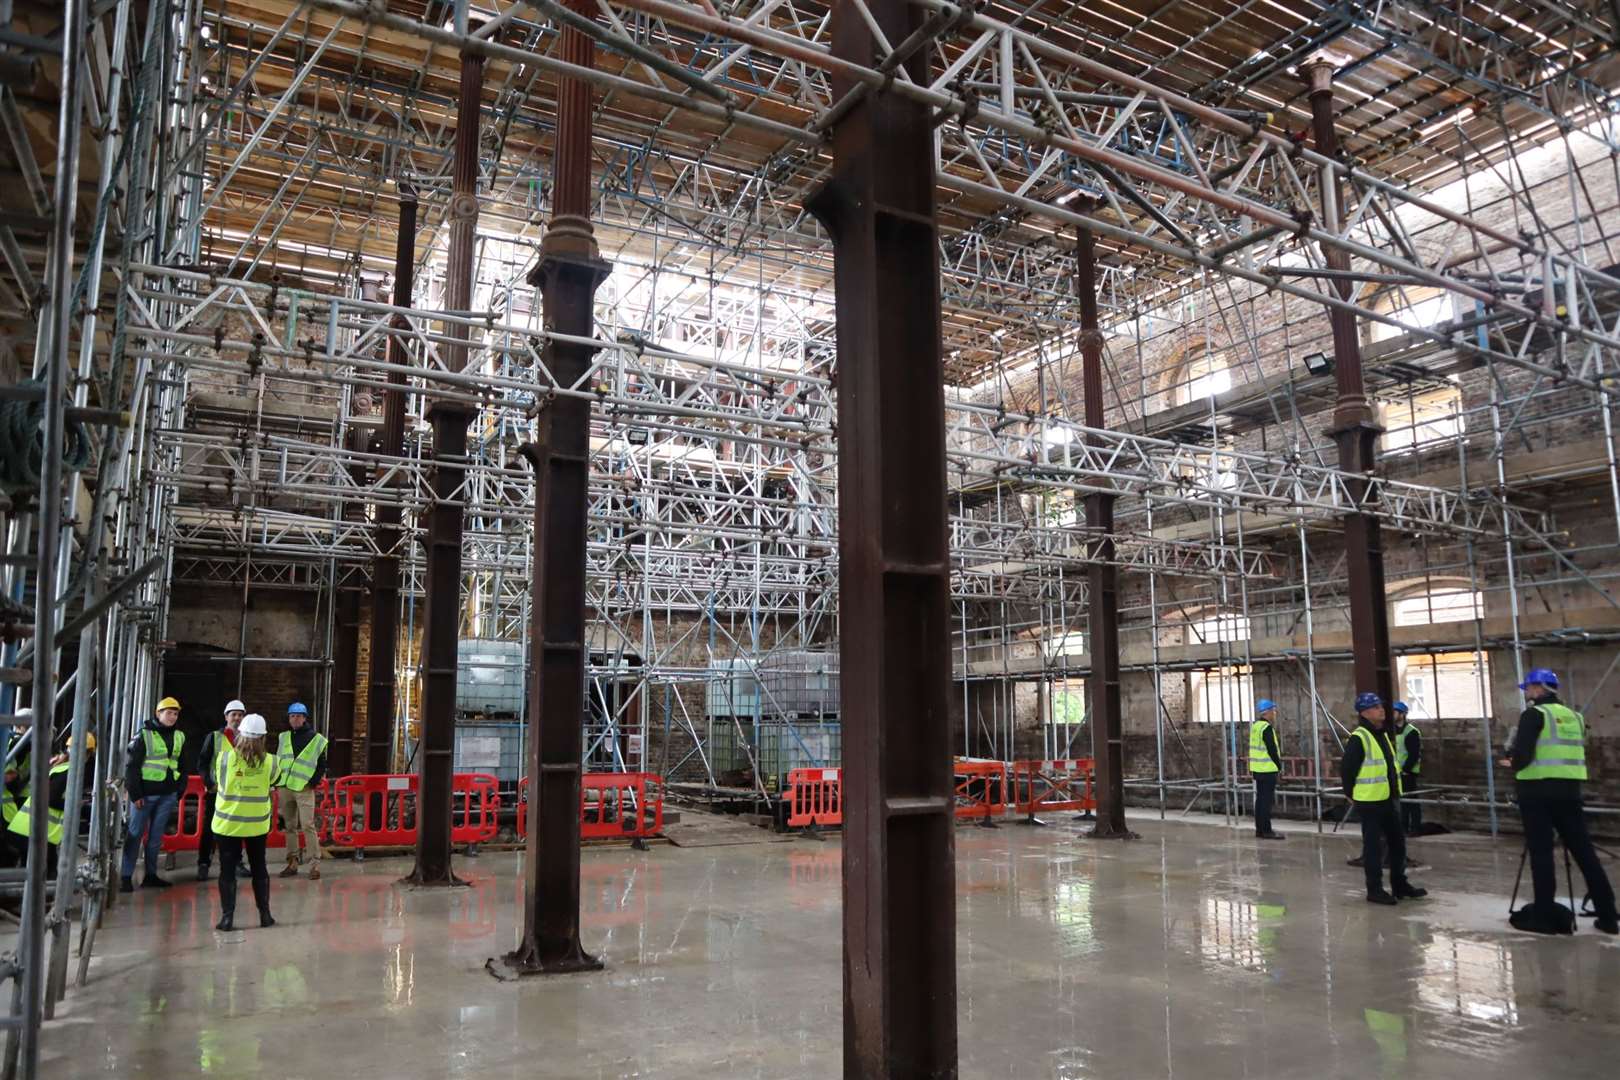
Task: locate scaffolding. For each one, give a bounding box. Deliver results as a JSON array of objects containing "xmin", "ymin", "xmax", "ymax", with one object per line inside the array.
[{"xmin": 3, "ymin": 0, "xmax": 1620, "ymax": 1073}]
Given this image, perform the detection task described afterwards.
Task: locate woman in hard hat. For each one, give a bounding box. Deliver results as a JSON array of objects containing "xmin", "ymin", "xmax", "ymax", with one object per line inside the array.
[
  {"xmin": 211, "ymin": 713, "xmax": 278, "ymax": 931},
  {"xmin": 120, "ymin": 696, "xmax": 188, "ymax": 892},
  {"xmin": 7, "ymin": 733, "xmax": 95, "ymax": 877},
  {"xmin": 195, "ymin": 700, "xmax": 245, "ymax": 881}
]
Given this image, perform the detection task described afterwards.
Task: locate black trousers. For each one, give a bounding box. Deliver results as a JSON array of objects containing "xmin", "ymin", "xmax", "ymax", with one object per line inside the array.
[
  {"xmin": 216, "ymin": 833, "xmax": 271, "ymax": 916},
  {"xmin": 1359, "ymin": 799, "xmax": 1408, "ymax": 895},
  {"xmin": 1400, "ymin": 774, "xmax": 1423, "ymax": 834},
  {"xmin": 1253, "ymin": 773, "xmax": 1277, "ymax": 834},
  {"xmin": 1520, "ymin": 797, "xmax": 1617, "ymax": 919},
  {"xmin": 197, "ymin": 790, "xmax": 218, "ymax": 868}
]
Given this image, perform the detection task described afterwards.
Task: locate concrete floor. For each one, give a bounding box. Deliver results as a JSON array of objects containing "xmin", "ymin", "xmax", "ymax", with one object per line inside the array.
[{"xmin": 40, "ymin": 815, "xmax": 1620, "ymax": 1079}]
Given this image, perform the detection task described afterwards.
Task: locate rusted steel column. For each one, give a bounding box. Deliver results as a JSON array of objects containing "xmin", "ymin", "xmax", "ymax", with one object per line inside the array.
[
  {"xmin": 503, "ymin": 0, "xmax": 608, "ymax": 975},
  {"xmin": 404, "ymin": 46, "xmax": 482, "ymax": 888},
  {"xmin": 805, "ymin": 2, "xmax": 956, "ymax": 1074},
  {"xmin": 1077, "ymin": 226, "xmax": 1134, "ymax": 840},
  {"xmin": 328, "ymin": 431, "xmax": 366, "ymax": 777},
  {"xmin": 1308, "ymin": 62, "xmax": 1393, "ymax": 708},
  {"xmin": 365, "ymin": 185, "xmax": 417, "ymax": 776}
]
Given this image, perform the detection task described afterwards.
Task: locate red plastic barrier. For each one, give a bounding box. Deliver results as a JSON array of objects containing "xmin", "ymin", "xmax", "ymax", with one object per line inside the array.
[
  {"xmin": 952, "ymin": 758, "xmax": 1008, "ymax": 820},
  {"xmin": 161, "ymin": 775, "xmax": 333, "ymax": 852},
  {"xmin": 516, "ymin": 772, "xmax": 665, "ymax": 841},
  {"xmin": 1010, "ymin": 758, "xmax": 1096, "ymax": 816},
  {"xmin": 327, "ymin": 773, "xmax": 499, "ymax": 849},
  {"xmin": 785, "ymin": 768, "xmax": 842, "ymax": 828}
]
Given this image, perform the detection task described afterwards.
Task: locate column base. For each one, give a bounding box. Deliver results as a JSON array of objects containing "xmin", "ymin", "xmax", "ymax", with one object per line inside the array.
[{"xmin": 502, "ymin": 941, "xmax": 604, "ymax": 976}]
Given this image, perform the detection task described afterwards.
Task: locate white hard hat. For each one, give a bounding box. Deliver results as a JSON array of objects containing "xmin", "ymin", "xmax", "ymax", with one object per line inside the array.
[
  {"xmin": 238, "ymin": 714, "xmax": 267, "ymax": 738},
  {"xmin": 13, "ymin": 707, "xmax": 30, "ymax": 719},
  {"xmin": 224, "ymin": 700, "xmax": 247, "ymax": 715}
]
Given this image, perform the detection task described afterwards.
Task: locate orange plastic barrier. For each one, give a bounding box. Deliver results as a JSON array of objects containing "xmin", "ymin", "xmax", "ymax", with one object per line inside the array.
[
  {"xmin": 1010, "ymin": 758, "xmax": 1096, "ymax": 817},
  {"xmin": 327, "ymin": 773, "xmax": 499, "ymax": 848},
  {"xmin": 516, "ymin": 772, "xmax": 665, "ymax": 841},
  {"xmin": 952, "ymin": 759, "xmax": 1007, "ymax": 820},
  {"xmin": 785, "ymin": 768, "xmax": 843, "ymax": 828},
  {"xmin": 161, "ymin": 775, "xmax": 334, "ymax": 852}
]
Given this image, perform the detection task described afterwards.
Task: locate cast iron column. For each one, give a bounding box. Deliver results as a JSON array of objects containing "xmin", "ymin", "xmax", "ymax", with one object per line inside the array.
[
  {"xmin": 404, "ymin": 46, "xmax": 482, "ymax": 887},
  {"xmin": 806, "ymin": 2, "xmax": 957, "ymax": 1073},
  {"xmin": 1308, "ymin": 62, "xmax": 1393, "ymax": 707},
  {"xmin": 366, "ymin": 186, "xmax": 417, "ymax": 775},
  {"xmin": 1078, "ymin": 226, "xmax": 1133, "ymax": 839},
  {"xmin": 328, "ymin": 430, "xmax": 366, "ymax": 776},
  {"xmin": 503, "ymin": 0, "xmax": 608, "ymax": 975}
]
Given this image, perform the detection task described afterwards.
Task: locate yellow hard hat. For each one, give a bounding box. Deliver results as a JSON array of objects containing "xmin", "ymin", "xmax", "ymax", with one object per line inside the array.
[
  {"xmin": 156, "ymin": 696, "xmax": 181, "ymax": 711},
  {"xmin": 81, "ymin": 733, "xmax": 96, "ymax": 752}
]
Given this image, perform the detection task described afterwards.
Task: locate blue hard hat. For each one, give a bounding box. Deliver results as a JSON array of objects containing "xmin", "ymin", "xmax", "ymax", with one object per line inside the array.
[
  {"xmin": 287, "ymin": 702, "xmax": 309, "ymax": 716},
  {"xmin": 1256, "ymin": 699, "xmax": 1277, "ymax": 714},
  {"xmin": 1392, "ymin": 701, "xmax": 1409, "ymax": 713},
  {"xmin": 1517, "ymin": 668, "xmax": 1558, "ymax": 690},
  {"xmin": 1354, "ymin": 691, "xmax": 1383, "ymax": 712}
]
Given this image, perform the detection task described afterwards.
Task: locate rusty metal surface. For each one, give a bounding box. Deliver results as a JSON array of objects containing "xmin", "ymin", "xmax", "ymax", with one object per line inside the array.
[
  {"xmin": 1078, "ymin": 224, "xmax": 1133, "ymax": 841},
  {"xmin": 364, "ymin": 187, "xmax": 417, "ymax": 776},
  {"xmin": 1311, "ymin": 62, "xmax": 1394, "ymax": 710},
  {"xmin": 504, "ymin": 0, "xmax": 608, "ymax": 975},
  {"xmin": 405, "ymin": 47, "xmax": 483, "ymax": 888},
  {"xmin": 807, "ymin": 1, "xmax": 957, "ymax": 1073}
]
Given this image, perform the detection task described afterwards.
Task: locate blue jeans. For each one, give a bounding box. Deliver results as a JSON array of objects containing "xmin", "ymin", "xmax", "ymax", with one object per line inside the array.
[{"xmin": 120, "ymin": 791, "xmax": 179, "ymax": 880}]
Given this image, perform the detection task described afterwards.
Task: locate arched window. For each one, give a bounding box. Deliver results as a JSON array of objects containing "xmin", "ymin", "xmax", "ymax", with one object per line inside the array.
[{"xmin": 1173, "ymin": 350, "xmax": 1232, "ymax": 406}]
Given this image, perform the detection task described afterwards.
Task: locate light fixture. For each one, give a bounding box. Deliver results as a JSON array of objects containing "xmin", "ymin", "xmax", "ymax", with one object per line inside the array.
[{"xmin": 1302, "ymin": 351, "xmax": 1332, "ymax": 377}]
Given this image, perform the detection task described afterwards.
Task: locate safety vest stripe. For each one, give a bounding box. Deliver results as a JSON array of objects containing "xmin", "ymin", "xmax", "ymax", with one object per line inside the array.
[{"xmin": 213, "ymin": 809, "xmax": 270, "ymax": 824}]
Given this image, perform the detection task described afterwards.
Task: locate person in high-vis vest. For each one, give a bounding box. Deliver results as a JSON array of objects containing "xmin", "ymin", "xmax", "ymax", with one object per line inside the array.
[
  {"xmin": 1507, "ymin": 669, "xmax": 1617, "ymax": 934},
  {"xmin": 1250, "ymin": 700, "xmax": 1285, "ymax": 840},
  {"xmin": 1, "ymin": 707, "xmax": 31, "ymax": 868},
  {"xmin": 195, "ymin": 700, "xmax": 245, "ymax": 881},
  {"xmin": 7, "ymin": 734, "xmax": 94, "ymax": 877},
  {"xmin": 1340, "ymin": 692, "xmax": 1428, "ymax": 906},
  {"xmin": 275, "ymin": 702, "xmax": 328, "ymax": 880},
  {"xmin": 213, "ymin": 713, "xmax": 279, "ymax": 931},
  {"xmin": 120, "ymin": 696, "xmax": 188, "ymax": 892},
  {"xmin": 1391, "ymin": 702, "xmax": 1423, "ymax": 836}
]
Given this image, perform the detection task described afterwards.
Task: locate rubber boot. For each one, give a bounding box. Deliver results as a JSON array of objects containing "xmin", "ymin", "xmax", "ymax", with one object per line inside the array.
[
  {"xmin": 253, "ymin": 875, "xmax": 275, "ymax": 928},
  {"xmin": 215, "ymin": 877, "xmax": 235, "ymax": 932}
]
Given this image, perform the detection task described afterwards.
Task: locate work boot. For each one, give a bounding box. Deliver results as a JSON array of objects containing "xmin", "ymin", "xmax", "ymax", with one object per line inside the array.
[
  {"xmin": 252, "ymin": 877, "xmax": 275, "ymax": 928},
  {"xmin": 142, "ymin": 874, "xmax": 173, "ymax": 889},
  {"xmin": 1393, "ymin": 881, "xmax": 1428, "ymax": 900},
  {"xmin": 196, "ymin": 864, "xmax": 211, "ymax": 882},
  {"xmin": 1257, "ymin": 831, "xmax": 1287, "ymax": 840},
  {"xmin": 119, "ymin": 877, "xmax": 134, "ymax": 894},
  {"xmin": 215, "ymin": 913, "xmax": 234, "ymax": 932},
  {"xmin": 1366, "ymin": 890, "xmax": 1398, "ymax": 906},
  {"xmin": 308, "ymin": 865, "xmax": 320, "ymax": 881},
  {"xmin": 1346, "ymin": 855, "xmax": 1365, "ymax": 868},
  {"xmin": 1596, "ymin": 914, "xmax": 1619, "ymax": 935},
  {"xmin": 278, "ymin": 863, "xmax": 299, "ymax": 879}
]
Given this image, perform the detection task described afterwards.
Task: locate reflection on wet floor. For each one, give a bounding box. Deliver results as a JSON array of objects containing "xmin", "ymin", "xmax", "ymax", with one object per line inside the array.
[{"xmin": 39, "ymin": 817, "xmax": 1620, "ymax": 1079}]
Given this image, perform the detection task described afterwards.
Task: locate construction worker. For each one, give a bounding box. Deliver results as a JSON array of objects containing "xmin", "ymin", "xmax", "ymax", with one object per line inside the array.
[
  {"xmin": 276, "ymin": 702, "xmax": 327, "ymax": 880},
  {"xmin": 195, "ymin": 700, "xmax": 245, "ymax": 881},
  {"xmin": 1341, "ymin": 692, "xmax": 1427, "ymax": 906},
  {"xmin": 7, "ymin": 734, "xmax": 94, "ymax": 878},
  {"xmin": 1250, "ymin": 699, "xmax": 1285, "ymax": 840},
  {"xmin": 1507, "ymin": 669, "xmax": 1617, "ymax": 934},
  {"xmin": 1, "ymin": 707, "xmax": 30, "ymax": 867},
  {"xmin": 212, "ymin": 713, "xmax": 278, "ymax": 931},
  {"xmin": 1392, "ymin": 701, "xmax": 1423, "ymax": 835},
  {"xmin": 120, "ymin": 695, "xmax": 188, "ymax": 892}
]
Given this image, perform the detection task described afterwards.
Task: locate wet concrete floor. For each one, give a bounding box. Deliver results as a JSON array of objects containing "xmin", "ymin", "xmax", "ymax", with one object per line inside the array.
[{"xmin": 42, "ymin": 815, "xmax": 1620, "ymax": 1078}]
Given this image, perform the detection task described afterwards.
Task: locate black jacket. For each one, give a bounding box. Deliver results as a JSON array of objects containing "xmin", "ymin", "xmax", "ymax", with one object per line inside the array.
[
  {"xmin": 124, "ymin": 720, "xmax": 188, "ymax": 800},
  {"xmin": 283, "ymin": 726, "xmax": 328, "ymax": 788},
  {"xmin": 1341, "ymin": 723, "xmax": 1401, "ymax": 804},
  {"xmin": 1510, "ymin": 693, "xmax": 1582, "ymax": 802}
]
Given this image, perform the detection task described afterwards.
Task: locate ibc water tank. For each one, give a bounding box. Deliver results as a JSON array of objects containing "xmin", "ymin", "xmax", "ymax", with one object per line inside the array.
[{"xmin": 455, "ymin": 639, "xmax": 526, "ymax": 719}]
